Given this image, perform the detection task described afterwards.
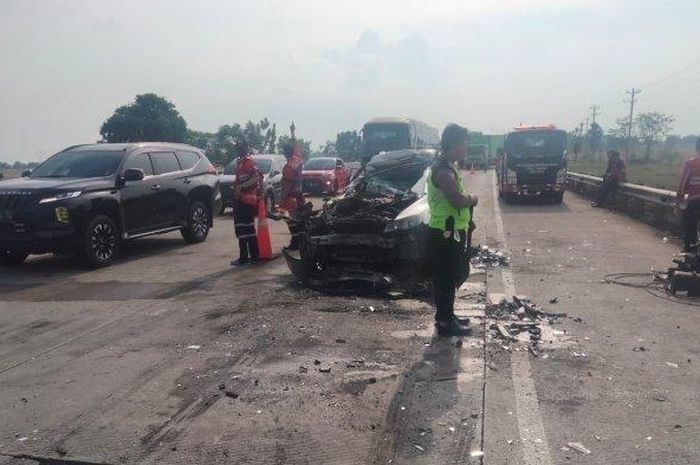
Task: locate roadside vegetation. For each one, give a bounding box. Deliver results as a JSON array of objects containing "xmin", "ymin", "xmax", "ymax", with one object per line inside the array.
[{"xmin": 568, "ymin": 159, "xmax": 682, "ymax": 191}]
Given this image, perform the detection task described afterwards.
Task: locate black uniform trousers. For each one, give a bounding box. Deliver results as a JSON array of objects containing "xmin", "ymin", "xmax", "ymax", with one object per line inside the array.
[
  {"xmin": 233, "ymin": 201, "xmax": 259, "ymax": 261},
  {"xmin": 429, "ymin": 227, "xmax": 470, "ymax": 324}
]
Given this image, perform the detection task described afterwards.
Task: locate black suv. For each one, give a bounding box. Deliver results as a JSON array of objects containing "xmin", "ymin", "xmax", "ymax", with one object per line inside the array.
[{"xmin": 0, "ymin": 143, "xmax": 220, "ymax": 267}]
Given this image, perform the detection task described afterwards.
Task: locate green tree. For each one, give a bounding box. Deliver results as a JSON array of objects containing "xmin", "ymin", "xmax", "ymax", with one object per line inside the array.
[
  {"xmin": 636, "ymin": 112, "xmax": 675, "ymax": 162},
  {"xmin": 586, "ymin": 122, "xmax": 603, "ymax": 159},
  {"xmin": 277, "ymin": 135, "xmax": 312, "ymax": 160},
  {"xmin": 243, "ymin": 118, "xmax": 277, "ymax": 153},
  {"xmin": 320, "ymin": 141, "xmax": 337, "ymax": 156},
  {"xmin": 335, "ymin": 130, "xmax": 363, "ymax": 161},
  {"xmin": 100, "ymin": 93, "xmax": 188, "ymax": 143}
]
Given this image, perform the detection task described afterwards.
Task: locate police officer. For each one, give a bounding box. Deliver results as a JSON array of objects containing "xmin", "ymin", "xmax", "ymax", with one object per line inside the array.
[{"xmin": 428, "ymin": 124, "xmax": 479, "ymax": 336}]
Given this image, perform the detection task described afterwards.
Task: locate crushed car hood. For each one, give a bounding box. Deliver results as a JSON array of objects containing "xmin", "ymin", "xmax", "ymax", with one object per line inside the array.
[{"xmin": 286, "ymin": 149, "xmax": 437, "ymax": 289}]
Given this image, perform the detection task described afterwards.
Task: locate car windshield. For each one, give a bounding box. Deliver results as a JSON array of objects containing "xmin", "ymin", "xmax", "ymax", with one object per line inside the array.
[
  {"xmin": 348, "ymin": 150, "xmax": 435, "ymax": 197},
  {"xmin": 253, "ymin": 158, "xmax": 272, "ymax": 174},
  {"xmin": 31, "ymin": 150, "xmax": 124, "ymax": 178},
  {"xmin": 304, "ymin": 158, "xmax": 337, "ymax": 170}
]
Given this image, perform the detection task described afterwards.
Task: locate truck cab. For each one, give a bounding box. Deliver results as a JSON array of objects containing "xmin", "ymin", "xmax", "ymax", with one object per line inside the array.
[{"xmin": 498, "ymin": 125, "xmax": 567, "ymax": 204}]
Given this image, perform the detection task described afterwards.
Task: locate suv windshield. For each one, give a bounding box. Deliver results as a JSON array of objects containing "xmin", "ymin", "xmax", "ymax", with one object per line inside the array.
[
  {"xmin": 32, "ymin": 150, "xmax": 124, "ymax": 178},
  {"xmin": 304, "ymin": 158, "xmax": 336, "ymax": 170},
  {"xmin": 349, "ymin": 150, "xmax": 435, "ymax": 196}
]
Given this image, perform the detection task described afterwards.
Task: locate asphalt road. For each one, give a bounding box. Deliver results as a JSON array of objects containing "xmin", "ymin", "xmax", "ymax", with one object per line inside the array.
[{"xmin": 1, "ymin": 174, "xmax": 698, "ymax": 465}]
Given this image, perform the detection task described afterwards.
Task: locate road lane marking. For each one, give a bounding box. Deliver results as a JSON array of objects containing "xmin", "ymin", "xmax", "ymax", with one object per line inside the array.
[{"xmin": 491, "ymin": 173, "xmax": 555, "ymax": 465}]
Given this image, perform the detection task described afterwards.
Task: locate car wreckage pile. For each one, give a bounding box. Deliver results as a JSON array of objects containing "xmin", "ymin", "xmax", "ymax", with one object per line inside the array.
[
  {"xmin": 486, "ymin": 296, "xmax": 569, "ymax": 357},
  {"xmin": 284, "ymin": 149, "xmax": 436, "ymax": 291}
]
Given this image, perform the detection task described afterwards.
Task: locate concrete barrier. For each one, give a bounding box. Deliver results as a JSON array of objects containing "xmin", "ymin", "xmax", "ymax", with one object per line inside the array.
[{"xmin": 566, "ymin": 171, "xmax": 680, "ymax": 231}]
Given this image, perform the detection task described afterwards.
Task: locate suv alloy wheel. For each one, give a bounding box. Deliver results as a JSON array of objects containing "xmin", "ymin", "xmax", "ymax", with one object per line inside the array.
[
  {"xmin": 82, "ymin": 214, "xmax": 120, "ymax": 268},
  {"xmin": 182, "ymin": 200, "xmax": 210, "ymax": 244}
]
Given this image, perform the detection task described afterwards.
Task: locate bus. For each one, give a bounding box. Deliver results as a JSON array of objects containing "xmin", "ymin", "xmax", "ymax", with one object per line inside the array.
[
  {"xmin": 498, "ymin": 125, "xmax": 568, "ymax": 204},
  {"xmin": 361, "ymin": 117, "xmax": 439, "ymax": 163}
]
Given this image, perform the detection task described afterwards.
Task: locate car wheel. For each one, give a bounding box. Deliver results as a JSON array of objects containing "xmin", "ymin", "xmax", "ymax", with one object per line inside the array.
[
  {"xmin": 182, "ymin": 201, "xmax": 210, "ymax": 244},
  {"xmin": 0, "ymin": 248, "xmax": 28, "ymax": 266},
  {"xmin": 81, "ymin": 215, "xmax": 120, "ymax": 268}
]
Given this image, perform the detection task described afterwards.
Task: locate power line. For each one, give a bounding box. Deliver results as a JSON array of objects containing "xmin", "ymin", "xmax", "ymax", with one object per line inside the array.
[{"xmin": 624, "ymin": 88, "xmax": 641, "ymax": 160}]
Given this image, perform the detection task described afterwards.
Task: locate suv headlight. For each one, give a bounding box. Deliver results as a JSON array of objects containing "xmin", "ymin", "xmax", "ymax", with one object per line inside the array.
[
  {"xmin": 385, "ymin": 214, "xmax": 424, "ymax": 232},
  {"xmin": 39, "ymin": 191, "xmax": 82, "ymax": 204},
  {"xmin": 385, "ymin": 196, "xmax": 428, "ymax": 232}
]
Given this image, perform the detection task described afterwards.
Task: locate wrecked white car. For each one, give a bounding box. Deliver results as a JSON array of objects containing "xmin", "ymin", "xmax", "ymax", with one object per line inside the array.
[{"xmin": 284, "ymin": 149, "xmax": 437, "ymax": 290}]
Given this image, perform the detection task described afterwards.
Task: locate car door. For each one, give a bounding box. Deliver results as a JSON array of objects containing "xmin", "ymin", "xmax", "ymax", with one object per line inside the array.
[
  {"xmin": 150, "ymin": 151, "xmax": 185, "ymax": 227},
  {"xmin": 120, "ymin": 152, "xmax": 159, "ymax": 234}
]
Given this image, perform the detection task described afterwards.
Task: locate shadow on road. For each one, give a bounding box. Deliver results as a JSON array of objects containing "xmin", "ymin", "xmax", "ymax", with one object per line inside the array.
[
  {"xmin": 372, "ymin": 335, "xmax": 481, "ymax": 464},
  {"xmin": 499, "ymin": 196, "xmax": 573, "ymax": 214},
  {"xmin": 0, "ymin": 236, "xmax": 196, "ymax": 284}
]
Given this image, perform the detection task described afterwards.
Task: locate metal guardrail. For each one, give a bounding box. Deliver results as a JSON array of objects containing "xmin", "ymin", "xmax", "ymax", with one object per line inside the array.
[{"xmin": 566, "ymin": 171, "xmax": 680, "ymax": 231}]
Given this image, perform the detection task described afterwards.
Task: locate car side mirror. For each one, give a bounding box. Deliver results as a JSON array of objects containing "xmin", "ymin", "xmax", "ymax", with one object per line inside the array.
[
  {"xmin": 21, "ymin": 170, "xmax": 32, "ymax": 177},
  {"xmin": 122, "ymin": 168, "xmax": 145, "ymax": 182}
]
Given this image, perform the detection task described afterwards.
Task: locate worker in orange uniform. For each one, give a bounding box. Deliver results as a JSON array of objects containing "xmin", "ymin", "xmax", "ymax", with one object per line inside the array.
[
  {"xmin": 231, "ymin": 141, "xmax": 261, "ymax": 265},
  {"xmin": 676, "ymin": 138, "xmax": 700, "ymax": 252},
  {"xmin": 281, "ymin": 123, "xmax": 306, "ymax": 250}
]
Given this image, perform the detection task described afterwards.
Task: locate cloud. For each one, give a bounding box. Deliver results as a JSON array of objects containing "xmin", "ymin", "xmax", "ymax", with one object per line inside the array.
[{"xmin": 325, "ymin": 30, "xmax": 437, "ymax": 89}]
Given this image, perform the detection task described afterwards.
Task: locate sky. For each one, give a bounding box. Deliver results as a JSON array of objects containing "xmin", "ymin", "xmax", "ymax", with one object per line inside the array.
[{"xmin": 1, "ymin": 0, "xmax": 699, "ymax": 162}]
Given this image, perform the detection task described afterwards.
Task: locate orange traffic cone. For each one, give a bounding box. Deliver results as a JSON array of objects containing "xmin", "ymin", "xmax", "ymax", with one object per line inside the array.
[{"xmin": 256, "ymin": 198, "xmax": 273, "ymax": 260}]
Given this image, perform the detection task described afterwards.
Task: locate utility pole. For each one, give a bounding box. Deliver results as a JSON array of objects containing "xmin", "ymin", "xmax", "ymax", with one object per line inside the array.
[
  {"xmin": 625, "ymin": 88, "xmax": 641, "ymax": 160},
  {"xmin": 590, "ymin": 105, "xmax": 600, "ymax": 125}
]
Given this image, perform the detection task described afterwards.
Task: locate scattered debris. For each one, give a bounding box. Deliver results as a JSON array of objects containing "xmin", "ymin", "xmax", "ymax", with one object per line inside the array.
[
  {"xmin": 571, "ymin": 352, "xmax": 588, "ymax": 358},
  {"xmin": 298, "ymin": 366, "xmax": 308, "ymax": 373},
  {"xmin": 566, "ymin": 442, "xmax": 591, "ymax": 455},
  {"xmin": 186, "ymin": 345, "xmax": 201, "ymax": 350},
  {"xmin": 486, "ymin": 296, "xmax": 568, "ymax": 356},
  {"xmin": 319, "ymin": 367, "xmax": 332, "ymax": 373},
  {"xmin": 413, "ymin": 444, "xmax": 425, "ymax": 452},
  {"xmin": 549, "ymin": 297, "xmax": 558, "ymax": 304},
  {"xmin": 335, "ymin": 338, "xmax": 346, "ymax": 344},
  {"xmin": 224, "ymin": 390, "xmax": 239, "ymax": 399},
  {"xmin": 470, "ymin": 450, "xmax": 484, "ymax": 457},
  {"xmin": 666, "ymin": 362, "xmax": 679, "ymax": 368},
  {"xmin": 473, "ymin": 245, "xmax": 510, "ymax": 268},
  {"xmin": 313, "ymin": 359, "xmax": 322, "ymax": 365},
  {"xmin": 448, "ymin": 426, "xmax": 455, "ymax": 433},
  {"xmin": 632, "ymin": 346, "xmax": 647, "ymax": 352}
]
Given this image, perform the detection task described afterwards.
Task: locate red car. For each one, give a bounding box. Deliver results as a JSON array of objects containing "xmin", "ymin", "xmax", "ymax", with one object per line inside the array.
[{"xmin": 302, "ymin": 157, "xmax": 351, "ymax": 195}]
